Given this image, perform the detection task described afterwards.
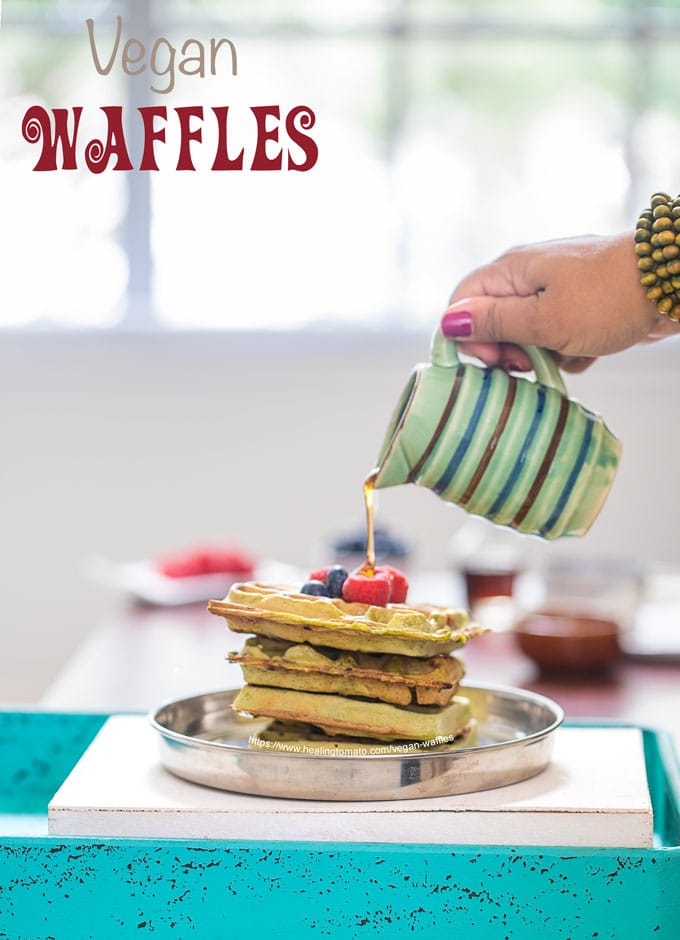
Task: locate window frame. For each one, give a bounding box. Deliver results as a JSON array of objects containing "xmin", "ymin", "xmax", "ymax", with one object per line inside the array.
[{"xmin": 3, "ymin": 0, "xmax": 680, "ymax": 332}]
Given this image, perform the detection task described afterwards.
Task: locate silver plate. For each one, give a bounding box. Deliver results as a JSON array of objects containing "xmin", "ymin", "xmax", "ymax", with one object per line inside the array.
[{"xmin": 150, "ymin": 683, "xmax": 564, "ymax": 801}]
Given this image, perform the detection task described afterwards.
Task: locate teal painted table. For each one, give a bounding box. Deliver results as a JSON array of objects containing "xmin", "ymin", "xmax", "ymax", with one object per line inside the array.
[{"xmin": 1, "ymin": 711, "xmax": 679, "ymax": 939}]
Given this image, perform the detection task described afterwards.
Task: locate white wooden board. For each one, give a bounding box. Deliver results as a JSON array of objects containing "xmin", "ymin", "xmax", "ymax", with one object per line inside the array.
[{"xmin": 48, "ymin": 717, "xmax": 653, "ymax": 847}]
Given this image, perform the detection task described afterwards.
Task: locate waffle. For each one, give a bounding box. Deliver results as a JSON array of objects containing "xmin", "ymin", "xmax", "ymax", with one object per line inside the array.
[
  {"xmin": 233, "ymin": 685, "xmax": 473, "ymax": 741},
  {"xmin": 209, "ymin": 582, "xmax": 486, "ymax": 657},
  {"xmin": 228, "ymin": 637, "xmax": 465, "ymax": 707},
  {"xmin": 250, "ymin": 718, "xmax": 478, "ymax": 753}
]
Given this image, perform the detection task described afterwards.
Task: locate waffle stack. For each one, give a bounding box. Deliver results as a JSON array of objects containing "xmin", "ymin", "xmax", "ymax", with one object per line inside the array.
[{"xmin": 208, "ymin": 582, "xmax": 487, "ymax": 752}]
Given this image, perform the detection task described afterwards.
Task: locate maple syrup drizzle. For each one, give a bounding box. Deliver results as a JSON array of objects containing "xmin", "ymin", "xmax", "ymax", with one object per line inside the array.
[{"xmin": 362, "ymin": 468, "xmax": 379, "ymax": 576}]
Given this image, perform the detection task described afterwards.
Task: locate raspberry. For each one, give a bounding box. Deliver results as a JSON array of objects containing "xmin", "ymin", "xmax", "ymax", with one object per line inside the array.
[
  {"xmin": 158, "ymin": 555, "xmax": 204, "ymax": 578},
  {"xmin": 157, "ymin": 547, "xmax": 255, "ymax": 579},
  {"xmin": 377, "ymin": 565, "xmax": 409, "ymax": 603},
  {"xmin": 309, "ymin": 566, "xmax": 331, "ymax": 583},
  {"xmin": 204, "ymin": 549, "xmax": 255, "ymax": 576},
  {"xmin": 342, "ymin": 571, "xmax": 391, "ymax": 606}
]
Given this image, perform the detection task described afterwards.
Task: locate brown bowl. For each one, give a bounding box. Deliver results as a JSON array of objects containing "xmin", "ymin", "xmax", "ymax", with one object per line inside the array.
[{"xmin": 515, "ymin": 609, "xmax": 621, "ymax": 674}]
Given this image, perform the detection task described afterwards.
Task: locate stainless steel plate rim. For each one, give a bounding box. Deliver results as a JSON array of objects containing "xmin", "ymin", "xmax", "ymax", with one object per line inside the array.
[
  {"xmin": 150, "ymin": 683, "xmax": 564, "ymax": 800},
  {"xmin": 150, "ymin": 681, "xmax": 564, "ymax": 762}
]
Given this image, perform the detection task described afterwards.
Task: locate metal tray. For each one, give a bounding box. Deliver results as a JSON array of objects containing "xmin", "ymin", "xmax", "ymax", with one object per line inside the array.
[{"xmin": 150, "ymin": 682, "xmax": 564, "ymax": 801}]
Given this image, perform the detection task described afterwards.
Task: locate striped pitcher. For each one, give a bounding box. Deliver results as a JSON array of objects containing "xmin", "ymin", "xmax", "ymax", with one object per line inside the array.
[{"xmin": 373, "ymin": 331, "xmax": 621, "ymax": 539}]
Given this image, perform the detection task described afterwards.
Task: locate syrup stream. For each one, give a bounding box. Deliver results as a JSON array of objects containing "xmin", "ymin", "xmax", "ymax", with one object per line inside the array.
[{"xmin": 362, "ymin": 468, "xmax": 379, "ymax": 576}]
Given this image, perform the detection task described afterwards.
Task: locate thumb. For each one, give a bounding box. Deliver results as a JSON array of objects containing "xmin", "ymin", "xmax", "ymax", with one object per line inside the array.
[{"xmin": 441, "ymin": 294, "xmax": 542, "ymax": 346}]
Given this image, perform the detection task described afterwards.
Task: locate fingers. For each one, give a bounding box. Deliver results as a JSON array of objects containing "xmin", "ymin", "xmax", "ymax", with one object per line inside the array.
[
  {"xmin": 551, "ymin": 355, "xmax": 597, "ymax": 374},
  {"xmin": 453, "ymin": 341, "xmax": 534, "ymax": 372},
  {"xmin": 442, "ymin": 293, "xmax": 544, "ymax": 347},
  {"xmin": 446, "ymin": 334, "xmax": 593, "ymax": 375},
  {"xmin": 444, "ymin": 254, "xmax": 543, "ymax": 373},
  {"xmin": 449, "ymin": 341, "xmax": 503, "ymax": 367},
  {"xmin": 440, "ymin": 294, "xmax": 585, "ymax": 375},
  {"xmin": 498, "ymin": 344, "xmax": 534, "ymax": 372},
  {"xmin": 448, "ymin": 250, "xmax": 533, "ymax": 305}
]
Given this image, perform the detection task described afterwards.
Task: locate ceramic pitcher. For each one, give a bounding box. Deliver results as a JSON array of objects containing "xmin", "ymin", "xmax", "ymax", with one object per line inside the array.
[{"xmin": 372, "ymin": 331, "xmax": 621, "ymax": 539}]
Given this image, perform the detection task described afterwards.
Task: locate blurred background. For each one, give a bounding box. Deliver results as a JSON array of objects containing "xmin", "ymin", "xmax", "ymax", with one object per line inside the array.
[{"xmin": 1, "ymin": 0, "xmax": 680, "ymax": 701}]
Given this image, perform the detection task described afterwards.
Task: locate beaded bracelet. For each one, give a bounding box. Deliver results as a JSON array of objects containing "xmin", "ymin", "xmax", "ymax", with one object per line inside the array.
[{"xmin": 635, "ymin": 192, "xmax": 680, "ymax": 321}]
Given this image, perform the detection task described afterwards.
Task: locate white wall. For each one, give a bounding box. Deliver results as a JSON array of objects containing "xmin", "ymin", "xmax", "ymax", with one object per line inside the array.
[{"xmin": 2, "ymin": 331, "xmax": 679, "ymax": 702}]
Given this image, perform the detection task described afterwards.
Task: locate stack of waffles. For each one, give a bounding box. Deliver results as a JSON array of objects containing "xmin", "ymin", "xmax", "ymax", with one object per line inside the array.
[{"xmin": 208, "ymin": 582, "xmax": 487, "ymax": 752}]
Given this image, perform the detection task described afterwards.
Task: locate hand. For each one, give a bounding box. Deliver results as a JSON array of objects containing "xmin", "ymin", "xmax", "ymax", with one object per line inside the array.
[{"xmin": 441, "ymin": 232, "xmax": 679, "ymax": 373}]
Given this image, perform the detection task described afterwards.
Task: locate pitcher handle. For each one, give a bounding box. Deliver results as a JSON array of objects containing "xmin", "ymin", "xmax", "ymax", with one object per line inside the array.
[{"xmin": 430, "ymin": 329, "xmax": 568, "ymax": 396}]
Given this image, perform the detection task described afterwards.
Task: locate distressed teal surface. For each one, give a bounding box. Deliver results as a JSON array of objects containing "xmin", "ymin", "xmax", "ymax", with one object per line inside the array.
[
  {"xmin": 1, "ymin": 839, "xmax": 679, "ymax": 939},
  {"xmin": 1, "ymin": 712, "xmax": 679, "ymax": 940},
  {"xmin": 0, "ymin": 712, "xmax": 106, "ymax": 814}
]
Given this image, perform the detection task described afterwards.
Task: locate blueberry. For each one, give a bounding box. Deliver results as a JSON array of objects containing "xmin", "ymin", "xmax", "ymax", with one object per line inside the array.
[
  {"xmin": 300, "ymin": 580, "xmax": 328, "ymax": 596},
  {"xmin": 325, "ymin": 565, "xmax": 348, "ymax": 598}
]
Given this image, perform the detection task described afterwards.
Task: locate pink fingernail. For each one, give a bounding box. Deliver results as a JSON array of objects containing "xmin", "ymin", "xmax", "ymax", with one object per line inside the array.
[{"xmin": 442, "ymin": 311, "xmax": 472, "ymax": 338}]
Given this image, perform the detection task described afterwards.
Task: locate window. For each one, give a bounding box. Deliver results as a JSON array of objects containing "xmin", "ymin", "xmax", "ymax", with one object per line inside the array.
[{"xmin": 2, "ymin": 0, "xmax": 680, "ymax": 329}]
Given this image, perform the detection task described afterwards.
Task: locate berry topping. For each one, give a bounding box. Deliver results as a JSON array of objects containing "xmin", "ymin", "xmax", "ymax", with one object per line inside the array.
[
  {"xmin": 308, "ymin": 566, "xmax": 331, "ymax": 584},
  {"xmin": 377, "ymin": 565, "xmax": 409, "ymax": 604},
  {"xmin": 158, "ymin": 556, "xmax": 204, "ymax": 579},
  {"xmin": 300, "ymin": 580, "xmax": 329, "ymax": 597},
  {"xmin": 342, "ymin": 571, "xmax": 391, "ymax": 606},
  {"xmin": 325, "ymin": 565, "xmax": 349, "ymax": 598},
  {"xmin": 157, "ymin": 547, "xmax": 255, "ymax": 579},
  {"xmin": 202, "ymin": 549, "xmax": 255, "ymax": 576}
]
